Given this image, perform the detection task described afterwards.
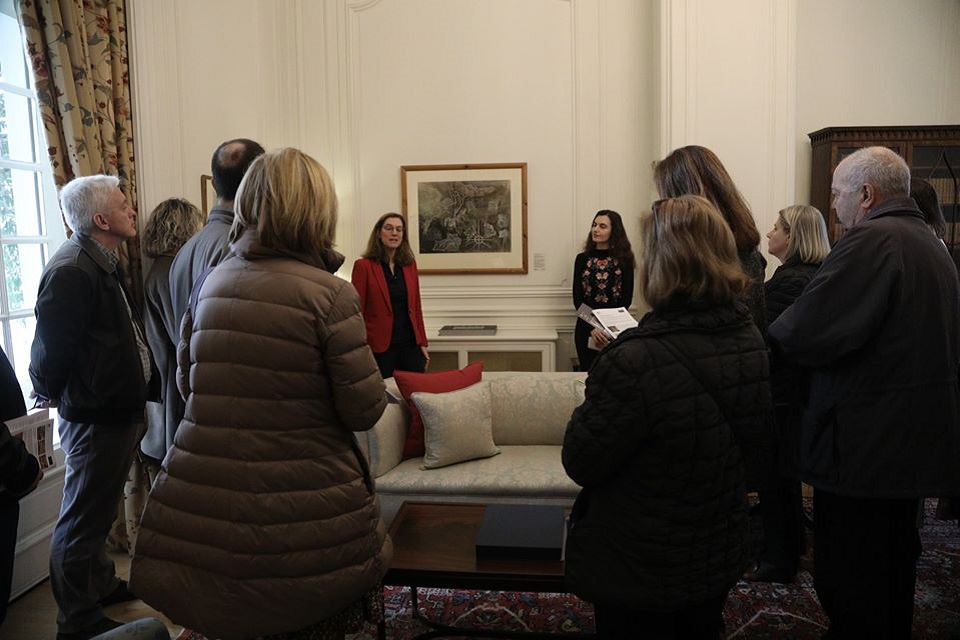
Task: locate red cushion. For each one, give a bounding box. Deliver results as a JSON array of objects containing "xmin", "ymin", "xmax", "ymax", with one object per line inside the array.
[{"xmin": 394, "ymin": 362, "xmax": 484, "ymax": 460}]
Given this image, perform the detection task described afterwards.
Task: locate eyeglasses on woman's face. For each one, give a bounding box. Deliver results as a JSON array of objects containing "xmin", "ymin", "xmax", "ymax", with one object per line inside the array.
[{"xmin": 381, "ymin": 222, "xmax": 404, "ymax": 234}]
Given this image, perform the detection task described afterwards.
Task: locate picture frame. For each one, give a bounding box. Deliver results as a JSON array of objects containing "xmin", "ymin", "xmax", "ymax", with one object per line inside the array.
[
  {"xmin": 200, "ymin": 174, "xmax": 215, "ymax": 216},
  {"xmin": 401, "ymin": 163, "xmax": 528, "ymax": 274}
]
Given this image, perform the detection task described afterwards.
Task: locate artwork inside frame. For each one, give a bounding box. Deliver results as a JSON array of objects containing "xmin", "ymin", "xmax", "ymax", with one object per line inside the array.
[
  {"xmin": 401, "ymin": 163, "xmax": 528, "ymax": 274},
  {"xmin": 200, "ymin": 174, "xmax": 216, "ymax": 217}
]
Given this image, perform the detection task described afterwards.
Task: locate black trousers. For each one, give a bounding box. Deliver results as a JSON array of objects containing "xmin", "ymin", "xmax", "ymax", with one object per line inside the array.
[
  {"xmin": 0, "ymin": 497, "xmax": 18, "ymax": 627},
  {"xmin": 374, "ymin": 344, "xmax": 425, "ymax": 379},
  {"xmin": 593, "ymin": 593, "xmax": 727, "ymax": 640},
  {"xmin": 574, "ymin": 320, "xmax": 598, "ymax": 372},
  {"xmin": 813, "ymin": 489, "xmax": 921, "ymax": 639},
  {"xmin": 757, "ymin": 477, "xmax": 805, "ymax": 572}
]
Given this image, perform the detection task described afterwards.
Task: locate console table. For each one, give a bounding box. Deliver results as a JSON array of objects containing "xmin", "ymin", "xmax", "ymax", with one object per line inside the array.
[{"xmin": 427, "ymin": 328, "xmax": 558, "ymax": 372}]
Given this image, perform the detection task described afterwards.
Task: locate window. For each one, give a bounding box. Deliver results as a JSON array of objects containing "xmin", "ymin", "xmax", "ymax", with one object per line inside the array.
[{"xmin": 0, "ymin": 0, "xmax": 67, "ymax": 404}]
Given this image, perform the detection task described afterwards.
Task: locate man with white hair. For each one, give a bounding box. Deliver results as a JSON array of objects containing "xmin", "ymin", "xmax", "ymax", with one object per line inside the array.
[
  {"xmin": 770, "ymin": 147, "xmax": 960, "ymax": 638},
  {"xmin": 29, "ymin": 175, "xmax": 158, "ymax": 640}
]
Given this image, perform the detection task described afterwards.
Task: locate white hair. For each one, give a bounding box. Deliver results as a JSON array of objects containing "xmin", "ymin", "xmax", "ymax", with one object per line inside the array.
[
  {"xmin": 835, "ymin": 147, "xmax": 910, "ymax": 198},
  {"xmin": 58, "ymin": 175, "xmax": 120, "ymax": 235}
]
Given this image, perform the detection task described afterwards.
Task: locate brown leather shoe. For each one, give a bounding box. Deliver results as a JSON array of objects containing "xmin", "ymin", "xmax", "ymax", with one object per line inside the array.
[{"xmin": 56, "ymin": 617, "xmax": 123, "ymax": 640}]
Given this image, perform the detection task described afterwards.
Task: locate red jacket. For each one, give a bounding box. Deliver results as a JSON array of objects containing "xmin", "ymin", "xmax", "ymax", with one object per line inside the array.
[{"xmin": 351, "ymin": 257, "xmax": 428, "ymax": 353}]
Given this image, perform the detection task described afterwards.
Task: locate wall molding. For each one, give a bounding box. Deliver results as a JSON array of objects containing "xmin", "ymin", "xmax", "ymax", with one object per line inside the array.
[
  {"xmin": 768, "ymin": 0, "xmax": 798, "ymax": 211},
  {"xmin": 659, "ymin": 0, "xmax": 697, "ymax": 154},
  {"xmin": 257, "ymin": 0, "xmax": 306, "ymax": 148},
  {"xmin": 127, "ymin": 0, "xmax": 184, "ymax": 217},
  {"xmin": 339, "ymin": 0, "xmax": 591, "ymax": 321}
]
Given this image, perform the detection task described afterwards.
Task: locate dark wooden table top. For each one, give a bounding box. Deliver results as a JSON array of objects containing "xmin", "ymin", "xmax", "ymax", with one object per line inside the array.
[{"xmin": 385, "ymin": 501, "xmax": 568, "ymax": 593}]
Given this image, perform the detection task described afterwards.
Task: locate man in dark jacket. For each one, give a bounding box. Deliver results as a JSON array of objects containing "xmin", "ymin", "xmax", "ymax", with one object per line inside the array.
[
  {"xmin": 769, "ymin": 146, "xmax": 960, "ymax": 638},
  {"xmin": 166, "ymin": 138, "xmax": 264, "ymax": 346},
  {"xmin": 30, "ymin": 175, "xmax": 158, "ymax": 640},
  {"xmin": 0, "ymin": 347, "xmax": 40, "ymax": 629}
]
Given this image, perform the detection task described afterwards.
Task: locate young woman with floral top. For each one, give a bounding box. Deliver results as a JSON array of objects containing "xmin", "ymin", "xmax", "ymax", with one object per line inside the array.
[{"xmin": 572, "ymin": 210, "xmax": 635, "ymax": 371}]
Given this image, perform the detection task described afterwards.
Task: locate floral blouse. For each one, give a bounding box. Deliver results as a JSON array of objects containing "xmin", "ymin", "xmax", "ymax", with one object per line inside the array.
[{"xmin": 573, "ymin": 249, "xmax": 634, "ymax": 311}]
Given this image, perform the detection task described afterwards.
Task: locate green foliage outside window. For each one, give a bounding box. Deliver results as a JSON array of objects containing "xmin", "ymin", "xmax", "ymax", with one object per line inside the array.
[{"xmin": 0, "ymin": 93, "xmax": 25, "ymax": 310}]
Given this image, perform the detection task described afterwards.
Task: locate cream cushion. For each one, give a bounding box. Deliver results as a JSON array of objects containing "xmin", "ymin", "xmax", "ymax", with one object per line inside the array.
[{"xmin": 411, "ymin": 382, "xmax": 501, "ymax": 469}]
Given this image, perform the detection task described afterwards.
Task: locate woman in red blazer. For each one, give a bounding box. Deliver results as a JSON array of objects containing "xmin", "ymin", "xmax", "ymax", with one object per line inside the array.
[{"xmin": 351, "ymin": 212, "xmax": 429, "ymax": 378}]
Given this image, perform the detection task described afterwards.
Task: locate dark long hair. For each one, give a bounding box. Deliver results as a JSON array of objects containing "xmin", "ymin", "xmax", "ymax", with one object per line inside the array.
[
  {"xmin": 582, "ymin": 209, "xmax": 635, "ymax": 271},
  {"xmin": 911, "ymin": 178, "xmax": 947, "ymax": 239},
  {"xmin": 654, "ymin": 145, "xmax": 760, "ymax": 252}
]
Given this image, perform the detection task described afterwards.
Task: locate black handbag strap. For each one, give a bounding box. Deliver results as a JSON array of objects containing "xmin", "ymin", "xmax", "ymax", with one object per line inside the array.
[{"xmin": 188, "ymin": 265, "xmax": 216, "ymax": 320}]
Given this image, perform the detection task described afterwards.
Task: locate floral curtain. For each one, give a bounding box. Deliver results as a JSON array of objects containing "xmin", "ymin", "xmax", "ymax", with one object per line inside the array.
[{"xmin": 17, "ymin": 0, "xmax": 148, "ymax": 554}]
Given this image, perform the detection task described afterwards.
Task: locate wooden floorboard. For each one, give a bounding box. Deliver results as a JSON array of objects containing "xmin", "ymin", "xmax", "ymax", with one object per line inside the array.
[{"xmin": 4, "ymin": 551, "xmax": 182, "ymax": 640}]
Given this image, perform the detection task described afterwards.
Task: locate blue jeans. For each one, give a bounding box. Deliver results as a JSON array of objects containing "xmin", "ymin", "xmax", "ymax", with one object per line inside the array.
[{"xmin": 93, "ymin": 618, "xmax": 170, "ymax": 639}]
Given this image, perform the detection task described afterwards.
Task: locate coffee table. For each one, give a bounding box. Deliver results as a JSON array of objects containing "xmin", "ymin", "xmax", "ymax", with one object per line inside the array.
[{"xmin": 378, "ymin": 501, "xmax": 593, "ymax": 639}]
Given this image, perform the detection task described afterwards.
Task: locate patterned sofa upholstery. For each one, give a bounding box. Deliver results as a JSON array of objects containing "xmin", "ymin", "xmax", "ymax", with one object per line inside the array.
[{"xmin": 355, "ymin": 371, "xmax": 587, "ymax": 524}]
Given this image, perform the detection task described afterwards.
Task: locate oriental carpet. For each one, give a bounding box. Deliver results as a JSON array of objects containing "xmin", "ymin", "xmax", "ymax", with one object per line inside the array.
[{"xmin": 176, "ymin": 500, "xmax": 960, "ymax": 639}]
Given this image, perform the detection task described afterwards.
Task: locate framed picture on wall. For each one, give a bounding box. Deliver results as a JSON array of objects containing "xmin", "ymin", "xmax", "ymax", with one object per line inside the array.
[
  {"xmin": 200, "ymin": 174, "xmax": 216, "ymax": 216},
  {"xmin": 401, "ymin": 163, "xmax": 528, "ymax": 274}
]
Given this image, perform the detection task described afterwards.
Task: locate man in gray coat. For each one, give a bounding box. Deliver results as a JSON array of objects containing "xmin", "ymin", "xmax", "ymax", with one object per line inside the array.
[
  {"xmin": 769, "ymin": 146, "xmax": 960, "ymax": 638},
  {"xmin": 165, "ymin": 138, "xmax": 265, "ymax": 344}
]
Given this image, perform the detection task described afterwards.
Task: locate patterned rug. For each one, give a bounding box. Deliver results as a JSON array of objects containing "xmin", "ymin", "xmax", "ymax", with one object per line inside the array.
[{"xmin": 175, "ymin": 500, "xmax": 960, "ymax": 639}]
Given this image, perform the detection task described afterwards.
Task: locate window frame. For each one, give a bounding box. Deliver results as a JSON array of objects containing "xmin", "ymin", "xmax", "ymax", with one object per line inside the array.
[{"xmin": 0, "ymin": 7, "xmax": 68, "ymax": 405}]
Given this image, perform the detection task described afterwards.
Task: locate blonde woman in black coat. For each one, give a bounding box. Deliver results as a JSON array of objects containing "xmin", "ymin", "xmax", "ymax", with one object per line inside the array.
[
  {"xmin": 563, "ymin": 195, "xmax": 772, "ymax": 639},
  {"xmin": 745, "ymin": 205, "xmax": 830, "ymax": 584}
]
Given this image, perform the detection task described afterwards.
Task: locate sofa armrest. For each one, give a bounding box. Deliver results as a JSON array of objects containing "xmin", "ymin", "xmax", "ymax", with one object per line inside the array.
[{"xmin": 356, "ymin": 399, "xmax": 408, "ymax": 478}]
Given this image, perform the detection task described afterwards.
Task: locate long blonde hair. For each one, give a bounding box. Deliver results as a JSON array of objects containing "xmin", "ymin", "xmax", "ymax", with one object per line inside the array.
[
  {"xmin": 777, "ymin": 205, "xmax": 831, "ymax": 264},
  {"xmin": 231, "ymin": 148, "xmax": 338, "ymax": 260}
]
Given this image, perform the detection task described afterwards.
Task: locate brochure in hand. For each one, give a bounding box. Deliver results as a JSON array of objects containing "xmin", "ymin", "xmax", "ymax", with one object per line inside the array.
[
  {"xmin": 5, "ymin": 409, "xmax": 57, "ymax": 471},
  {"xmin": 577, "ymin": 303, "xmax": 638, "ymax": 343}
]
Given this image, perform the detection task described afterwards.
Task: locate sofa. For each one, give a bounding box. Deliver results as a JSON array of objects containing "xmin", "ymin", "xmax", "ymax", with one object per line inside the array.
[{"xmin": 355, "ymin": 371, "xmax": 588, "ymax": 524}]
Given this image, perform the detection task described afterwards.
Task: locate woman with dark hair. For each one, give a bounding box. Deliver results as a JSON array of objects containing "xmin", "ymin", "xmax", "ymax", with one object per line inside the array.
[
  {"xmin": 909, "ymin": 179, "xmax": 960, "ymax": 523},
  {"xmin": 911, "ymin": 177, "xmax": 947, "ymax": 240},
  {"xmin": 352, "ymin": 213, "xmax": 429, "ymax": 378},
  {"xmin": 572, "ymin": 210, "xmax": 635, "ymax": 371},
  {"xmin": 564, "ymin": 195, "xmax": 771, "ymax": 639},
  {"xmin": 654, "ymin": 145, "xmax": 767, "ymax": 334},
  {"xmin": 131, "ymin": 148, "xmax": 391, "ymax": 640},
  {"xmin": 746, "ymin": 204, "xmax": 831, "ymax": 584},
  {"xmin": 140, "ymin": 198, "xmax": 203, "ymax": 472}
]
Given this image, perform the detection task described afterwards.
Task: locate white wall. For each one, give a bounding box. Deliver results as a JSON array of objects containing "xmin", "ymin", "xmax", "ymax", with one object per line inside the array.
[
  {"xmin": 795, "ymin": 0, "xmax": 960, "ymax": 205},
  {"xmin": 130, "ymin": 0, "xmax": 657, "ymax": 358},
  {"xmin": 128, "ymin": 0, "xmax": 960, "ymax": 341}
]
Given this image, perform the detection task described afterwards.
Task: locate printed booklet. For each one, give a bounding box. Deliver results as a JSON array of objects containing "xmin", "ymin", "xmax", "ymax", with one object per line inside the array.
[
  {"xmin": 577, "ymin": 303, "xmax": 639, "ymax": 350},
  {"xmin": 5, "ymin": 409, "xmax": 57, "ymax": 471}
]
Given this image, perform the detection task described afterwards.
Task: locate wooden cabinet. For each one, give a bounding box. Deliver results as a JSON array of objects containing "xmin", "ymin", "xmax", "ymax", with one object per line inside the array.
[
  {"xmin": 809, "ymin": 125, "xmax": 960, "ymax": 245},
  {"xmin": 428, "ymin": 329, "xmax": 558, "ymax": 372}
]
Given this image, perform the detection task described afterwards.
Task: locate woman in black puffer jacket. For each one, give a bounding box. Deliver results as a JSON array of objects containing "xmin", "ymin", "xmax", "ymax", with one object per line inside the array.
[
  {"xmin": 745, "ymin": 205, "xmax": 831, "ymax": 584},
  {"xmin": 563, "ymin": 195, "xmax": 772, "ymax": 639}
]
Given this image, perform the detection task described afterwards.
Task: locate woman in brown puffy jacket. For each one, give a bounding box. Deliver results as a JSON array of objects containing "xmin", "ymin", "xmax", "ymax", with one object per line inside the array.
[{"xmin": 130, "ymin": 148, "xmax": 391, "ymax": 640}]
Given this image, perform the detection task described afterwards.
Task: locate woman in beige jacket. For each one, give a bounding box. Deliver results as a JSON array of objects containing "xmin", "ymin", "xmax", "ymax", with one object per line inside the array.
[{"xmin": 131, "ymin": 148, "xmax": 391, "ymax": 640}]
